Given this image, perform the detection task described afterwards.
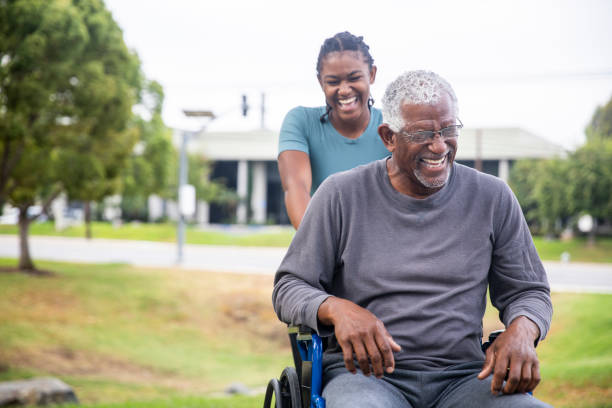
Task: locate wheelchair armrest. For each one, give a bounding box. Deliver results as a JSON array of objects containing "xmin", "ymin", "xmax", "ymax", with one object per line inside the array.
[{"xmin": 481, "ymin": 329, "xmax": 505, "ymax": 353}]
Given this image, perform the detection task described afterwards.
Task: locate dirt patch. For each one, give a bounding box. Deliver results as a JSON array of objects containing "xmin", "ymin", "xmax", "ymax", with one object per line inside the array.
[
  {"xmin": 0, "ymin": 266, "xmax": 55, "ymax": 276},
  {"xmin": 218, "ymin": 290, "xmax": 290, "ymax": 350},
  {"xmin": 158, "ymin": 268, "xmax": 290, "ymax": 351},
  {"xmin": 0, "ymin": 347, "xmax": 204, "ymax": 391}
]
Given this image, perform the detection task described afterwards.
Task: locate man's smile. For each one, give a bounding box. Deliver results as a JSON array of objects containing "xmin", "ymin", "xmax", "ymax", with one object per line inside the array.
[{"xmin": 420, "ymin": 154, "xmax": 449, "ymax": 170}]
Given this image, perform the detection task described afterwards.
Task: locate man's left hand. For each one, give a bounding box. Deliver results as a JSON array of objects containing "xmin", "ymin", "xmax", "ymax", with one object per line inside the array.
[{"xmin": 477, "ymin": 316, "xmax": 541, "ymax": 395}]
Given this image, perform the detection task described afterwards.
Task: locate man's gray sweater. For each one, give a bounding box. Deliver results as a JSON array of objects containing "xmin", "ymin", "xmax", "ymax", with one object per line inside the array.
[{"xmin": 272, "ymin": 159, "xmax": 552, "ymax": 370}]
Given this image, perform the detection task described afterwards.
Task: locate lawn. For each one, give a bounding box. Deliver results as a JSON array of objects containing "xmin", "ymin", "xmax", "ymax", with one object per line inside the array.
[
  {"xmin": 0, "ymin": 259, "xmax": 610, "ymax": 407},
  {"xmin": 0, "ymin": 221, "xmax": 296, "ymax": 248},
  {"xmin": 0, "ymin": 259, "xmax": 291, "ymax": 406},
  {"xmin": 533, "ymin": 236, "xmax": 612, "ymax": 263},
  {"xmin": 2, "ymin": 221, "xmax": 612, "ymax": 263}
]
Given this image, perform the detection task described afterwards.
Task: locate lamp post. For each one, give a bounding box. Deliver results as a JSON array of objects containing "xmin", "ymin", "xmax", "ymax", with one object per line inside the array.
[{"xmin": 177, "ymin": 109, "xmax": 214, "ymax": 264}]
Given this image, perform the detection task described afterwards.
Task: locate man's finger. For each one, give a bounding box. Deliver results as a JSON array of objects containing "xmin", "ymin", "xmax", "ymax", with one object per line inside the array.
[
  {"xmin": 491, "ymin": 353, "xmax": 509, "ymax": 394},
  {"xmin": 340, "ymin": 341, "xmax": 356, "ymax": 374},
  {"xmin": 526, "ymin": 361, "xmax": 541, "ymax": 393},
  {"xmin": 374, "ymin": 332, "xmax": 395, "ymax": 375},
  {"xmin": 517, "ymin": 362, "xmax": 532, "ymax": 394},
  {"xmin": 477, "ymin": 348, "xmax": 495, "ymax": 380},
  {"xmin": 388, "ymin": 336, "xmax": 402, "ymax": 352},
  {"xmin": 503, "ymin": 359, "xmax": 521, "ymax": 394},
  {"xmin": 364, "ymin": 336, "xmax": 384, "ymax": 378},
  {"xmin": 352, "ymin": 340, "xmax": 371, "ymax": 376}
]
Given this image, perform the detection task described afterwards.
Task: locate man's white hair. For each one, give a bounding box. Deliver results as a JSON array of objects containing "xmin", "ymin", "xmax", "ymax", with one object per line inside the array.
[{"xmin": 382, "ymin": 70, "xmax": 458, "ymax": 132}]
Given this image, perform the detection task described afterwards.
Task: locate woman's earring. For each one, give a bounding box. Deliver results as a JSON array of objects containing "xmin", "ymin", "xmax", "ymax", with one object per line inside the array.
[{"xmin": 368, "ymin": 96, "xmax": 374, "ymax": 109}]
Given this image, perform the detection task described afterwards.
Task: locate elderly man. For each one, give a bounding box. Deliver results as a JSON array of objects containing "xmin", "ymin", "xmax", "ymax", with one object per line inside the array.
[{"xmin": 272, "ymin": 70, "xmax": 552, "ymax": 407}]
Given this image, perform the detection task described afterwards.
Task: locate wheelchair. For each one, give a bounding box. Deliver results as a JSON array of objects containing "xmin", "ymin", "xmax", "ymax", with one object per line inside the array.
[{"xmin": 263, "ymin": 326, "xmax": 505, "ymax": 408}]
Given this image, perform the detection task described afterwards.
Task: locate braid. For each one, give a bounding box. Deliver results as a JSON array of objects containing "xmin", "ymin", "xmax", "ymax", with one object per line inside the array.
[
  {"xmin": 316, "ymin": 31, "xmax": 374, "ymax": 76},
  {"xmin": 319, "ymin": 103, "xmax": 332, "ymax": 123}
]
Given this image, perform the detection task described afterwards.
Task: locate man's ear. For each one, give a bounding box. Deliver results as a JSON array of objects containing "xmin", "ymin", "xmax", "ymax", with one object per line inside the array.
[{"xmin": 378, "ymin": 124, "xmax": 395, "ymax": 153}]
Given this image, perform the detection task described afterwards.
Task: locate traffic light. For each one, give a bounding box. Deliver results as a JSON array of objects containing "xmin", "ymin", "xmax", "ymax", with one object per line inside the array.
[{"xmin": 241, "ymin": 94, "xmax": 249, "ymax": 116}]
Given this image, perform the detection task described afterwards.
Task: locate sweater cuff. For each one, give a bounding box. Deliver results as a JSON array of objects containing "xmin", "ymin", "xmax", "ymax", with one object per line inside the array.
[{"xmin": 305, "ymin": 294, "xmax": 334, "ymax": 337}]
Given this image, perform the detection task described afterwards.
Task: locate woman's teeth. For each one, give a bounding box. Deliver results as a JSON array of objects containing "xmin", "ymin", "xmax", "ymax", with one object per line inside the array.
[{"xmin": 338, "ymin": 96, "xmax": 357, "ymax": 106}]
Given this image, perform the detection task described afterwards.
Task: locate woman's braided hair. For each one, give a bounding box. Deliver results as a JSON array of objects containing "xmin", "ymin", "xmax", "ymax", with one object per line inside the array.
[{"xmin": 316, "ymin": 31, "xmax": 374, "ymax": 77}]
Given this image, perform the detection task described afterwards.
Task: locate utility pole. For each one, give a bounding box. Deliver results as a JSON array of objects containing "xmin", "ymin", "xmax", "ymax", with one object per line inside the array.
[
  {"xmin": 475, "ymin": 128, "xmax": 483, "ymax": 172},
  {"xmin": 260, "ymin": 92, "xmax": 266, "ymax": 129},
  {"xmin": 177, "ymin": 129, "xmax": 189, "ymax": 264},
  {"xmin": 177, "ymin": 110, "xmax": 214, "ymax": 264}
]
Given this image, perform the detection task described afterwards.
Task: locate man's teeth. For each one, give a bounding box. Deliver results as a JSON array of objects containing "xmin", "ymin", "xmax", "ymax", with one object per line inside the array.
[
  {"xmin": 338, "ymin": 96, "xmax": 357, "ymax": 106},
  {"xmin": 422, "ymin": 157, "xmax": 446, "ymax": 165}
]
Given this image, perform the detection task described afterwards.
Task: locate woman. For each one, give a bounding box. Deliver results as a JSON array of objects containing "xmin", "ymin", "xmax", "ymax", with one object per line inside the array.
[{"xmin": 278, "ymin": 31, "xmax": 390, "ymax": 228}]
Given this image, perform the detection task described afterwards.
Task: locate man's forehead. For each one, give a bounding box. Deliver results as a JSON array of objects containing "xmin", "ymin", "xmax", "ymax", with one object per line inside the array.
[{"xmin": 399, "ymin": 95, "xmax": 457, "ymax": 123}]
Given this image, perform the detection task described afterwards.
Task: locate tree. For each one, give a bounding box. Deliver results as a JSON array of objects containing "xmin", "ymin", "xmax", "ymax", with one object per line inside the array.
[
  {"xmin": 510, "ymin": 113, "xmax": 612, "ymax": 242},
  {"xmin": 59, "ymin": 0, "xmax": 141, "ymax": 238},
  {"xmin": 508, "ymin": 159, "xmax": 540, "ymax": 228},
  {"xmin": 585, "ymin": 94, "xmax": 612, "ymax": 143},
  {"xmin": 121, "ymin": 81, "xmax": 236, "ymax": 223},
  {"xmin": 530, "ymin": 158, "xmax": 572, "ymax": 236},
  {"xmin": 120, "ymin": 80, "xmax": 174, "ymax": 221},
  {"xmin": 7, "ymin": 139, "xmax": 62, "ymax": 271},
  {"xmin": 0, "ymin": 0, "xmax": 141, "ymax": 270},
  {"xmin": 566, "ymin": 140, "xmax": 612, "ymax": 244},
  {"xmin": 187, "ymin": 154, "xmax": 237, "ymax": 210},
  {"xmin": 509, "ymin": 158, "xmax": 571, "ymax": 236}
]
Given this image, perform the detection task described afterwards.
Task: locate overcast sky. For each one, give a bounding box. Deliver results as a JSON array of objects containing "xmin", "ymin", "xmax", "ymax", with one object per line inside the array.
[{"xmin": 105, "ymin": 0, "xmax": 612, "ymax": 149}]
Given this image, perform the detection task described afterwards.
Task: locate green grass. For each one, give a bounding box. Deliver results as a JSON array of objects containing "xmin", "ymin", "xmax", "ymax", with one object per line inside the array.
[
  {"xmin": 533, "ymin": 293, "xmax": 612, "ymax": 407},
  {"xmin": 60, "ymin": 395, "xmax": 262, "ymax": 408},
  {"xmin": 532, "ymin": 236, "xmax": 612, "ymax": 263},
  {"xmin": 538, "ymin": 293, "xmax": 612, "ymax": 385},
  {"xmin": 0, "ymin": 259, "xmax": 610, "ymax": 407},
  {"xmin": 0, "ymin": 258, "xmax": 292, "ymax": 406},
  {"xmin": 0, "ymin": 221, "xmax": 295, "ymax": 247}
]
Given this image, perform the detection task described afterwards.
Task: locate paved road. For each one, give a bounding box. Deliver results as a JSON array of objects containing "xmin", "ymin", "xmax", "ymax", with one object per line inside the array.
[
  {"xmin": 0, "ymin": 235, "xmax": 285, "ymax": 274},
  {"xmin": 1, "ymin": 235, "xmax": 611, "ymax": 293}
]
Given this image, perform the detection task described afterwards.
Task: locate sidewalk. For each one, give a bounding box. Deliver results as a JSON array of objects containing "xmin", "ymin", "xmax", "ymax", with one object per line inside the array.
[{"xmin": 1, "ymin": 235, "xmax": 611, "ymax": 293}]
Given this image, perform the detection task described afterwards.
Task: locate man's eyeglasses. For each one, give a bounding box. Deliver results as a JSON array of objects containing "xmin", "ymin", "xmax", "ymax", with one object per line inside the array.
[{"xmin": 396, "ymin": 118, "xmax": 463, "ymax": 144}]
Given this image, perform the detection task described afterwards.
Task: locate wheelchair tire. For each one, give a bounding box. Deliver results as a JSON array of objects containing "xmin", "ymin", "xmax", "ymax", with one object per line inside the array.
[
  {"xmin": 263, "ymin": 378, "xmax": 282, "ymax": 408},
  {"xmin": 280, "ymin": 366, "xmax": 302, "ymax": 408}
]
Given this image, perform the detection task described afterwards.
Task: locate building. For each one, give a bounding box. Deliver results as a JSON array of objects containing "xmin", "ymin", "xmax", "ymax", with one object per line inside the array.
[{"xmin": 173, "ymin": 127, "xmax": 566, "ymax": 225}]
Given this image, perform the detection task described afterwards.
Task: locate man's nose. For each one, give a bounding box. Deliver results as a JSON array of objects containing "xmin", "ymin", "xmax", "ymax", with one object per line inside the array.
[{"xmin": 428, "ymin": 133, "xmax": 448, "ymax": 154}]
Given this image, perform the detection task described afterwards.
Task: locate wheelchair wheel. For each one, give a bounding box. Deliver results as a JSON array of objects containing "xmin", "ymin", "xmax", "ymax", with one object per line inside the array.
[
  {"xmin": 263, "ymin": 378, "xmax": 282, "ymax": 408},
  {"xmin": 263, "ymin": 367, "xmax": 302, "ymax": 408},
  {"xmin": 280, "ymin": 367, "xmax": 302, "ymax": 408}
]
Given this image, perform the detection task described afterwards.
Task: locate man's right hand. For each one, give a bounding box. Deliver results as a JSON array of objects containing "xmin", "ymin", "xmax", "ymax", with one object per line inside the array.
[{"xmin": 318, "ymin": 296, "xmax": 401, "ymax": 378}]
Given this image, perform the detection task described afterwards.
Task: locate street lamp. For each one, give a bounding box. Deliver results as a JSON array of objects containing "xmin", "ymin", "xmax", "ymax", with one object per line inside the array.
[{"xmin": 177, "ymin": 109, "xmax": 215, "ymax": 264}]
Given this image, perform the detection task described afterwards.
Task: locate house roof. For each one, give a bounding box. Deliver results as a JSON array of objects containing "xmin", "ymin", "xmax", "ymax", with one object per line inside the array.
[
  {"xmin": 454, "ymin": 127, "xmax": 567, "ymax": 160},
  {"xmin": 175, "ymin": 127, "xmax": 567, "ymax": 162}
]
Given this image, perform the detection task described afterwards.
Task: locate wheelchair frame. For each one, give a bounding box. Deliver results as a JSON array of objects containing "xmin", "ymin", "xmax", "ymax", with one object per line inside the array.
[{"xmin": 264, "ymin": 327, "xmax": 506, "ymax": 408}]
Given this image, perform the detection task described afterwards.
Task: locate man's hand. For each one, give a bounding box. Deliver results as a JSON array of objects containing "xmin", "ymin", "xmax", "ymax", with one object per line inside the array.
[
  {"xmin": 478, "ymin": 316, "xmax": 541, "ymax": 394},
  {"xmin": 318, "ymin": 297, "xmax": 401, "ymax": 378}
]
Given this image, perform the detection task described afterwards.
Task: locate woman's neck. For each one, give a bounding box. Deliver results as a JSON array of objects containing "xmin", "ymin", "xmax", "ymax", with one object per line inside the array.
[{"xmin": 329, "ymin": 109, "xmax": 371, "ymax": 139}]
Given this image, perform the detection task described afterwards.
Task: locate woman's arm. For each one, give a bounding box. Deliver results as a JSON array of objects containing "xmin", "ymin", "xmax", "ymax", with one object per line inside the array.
[{"xmin": 278, "ymin": 150, "xmax": 312, "ymax": 229}]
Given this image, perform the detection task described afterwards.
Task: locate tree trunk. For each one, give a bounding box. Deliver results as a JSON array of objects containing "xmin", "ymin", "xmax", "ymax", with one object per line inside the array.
[
  {"xmin": 84, "ymin": 201, "xmax": 92, "ymax": 239},
  {"xmin": 587, "ymin": 222, "xmax": 597, "ymax": 247},
  {"xmin": 18, "ymin": 206, "xmax": 35, "ymax": 271}
]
